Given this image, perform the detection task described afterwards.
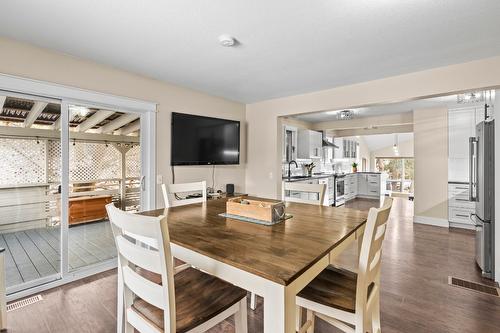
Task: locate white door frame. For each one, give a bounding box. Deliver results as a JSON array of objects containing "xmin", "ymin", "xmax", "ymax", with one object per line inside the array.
[{"xmin": 0, "ymin": 73, "xmax": 157, "ymax": 300}]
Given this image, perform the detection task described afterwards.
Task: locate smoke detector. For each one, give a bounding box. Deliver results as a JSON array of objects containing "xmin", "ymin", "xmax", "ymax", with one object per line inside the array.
[{"xmin": 218, "ymin": 34, "xmax": 236, "ymax": 47}]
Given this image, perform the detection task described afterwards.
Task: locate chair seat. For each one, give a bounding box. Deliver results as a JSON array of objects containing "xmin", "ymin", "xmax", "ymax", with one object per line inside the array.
[
  {"xmin": 297, "ymin": 265, "xmax": 359, "ymax": 314},
  {"xmin": 132, "ymin": 267, "xmax": 247, "ymax": 333}
]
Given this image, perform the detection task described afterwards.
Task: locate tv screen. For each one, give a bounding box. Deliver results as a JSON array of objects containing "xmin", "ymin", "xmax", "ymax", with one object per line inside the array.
[{"xmin": 171, "ymin": 112, "xmax": 240, "ymax": 165}]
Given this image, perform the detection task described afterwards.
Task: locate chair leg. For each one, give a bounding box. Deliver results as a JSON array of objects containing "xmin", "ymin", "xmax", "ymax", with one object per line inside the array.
[
  {"xmin": 372, "ymin": 294, "xmax": 381, "ymax": 333},
  {"xmin": 234, "ymin": 298, "xmax": 248, "ymax": 333},
  {"xmin": 117, "ymin": 272, "xmax": 124, "ymax": 333},
  {"xmin": 296, "ymin": 306, "xmax": 302, "ymax": 332},
  {"xmin": 306, "ymin": 309, "xmax": 315, "ymax": 333},
  {"xmin": 250, "ymin": 293, "xmax": 256, "ymax": 310}
]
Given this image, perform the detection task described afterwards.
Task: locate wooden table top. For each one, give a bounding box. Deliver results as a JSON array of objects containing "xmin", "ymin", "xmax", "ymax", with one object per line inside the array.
[{"xmin": 141, "ymin": 196, "xmax": 368, "ymax": 286}]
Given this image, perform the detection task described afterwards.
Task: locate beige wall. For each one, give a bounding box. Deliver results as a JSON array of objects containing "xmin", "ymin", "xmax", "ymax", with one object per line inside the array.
[
  {"xmin": 358, "ymin": 137, "xmax": 371, "ymax": 171},
  {"xmin": 370, "ymin": 137, "xmax": 414, "ymax": 170},
  {"xmin": 0, "ymin": 37, "xmax": 246, "ymax": 208},
  {"xmin": 246, "ymin": 56, "xmax": 500, "ymax": 199},
  {"xmin": 413, "ymin": 107, "xmax": 448, "ymax": 221}
]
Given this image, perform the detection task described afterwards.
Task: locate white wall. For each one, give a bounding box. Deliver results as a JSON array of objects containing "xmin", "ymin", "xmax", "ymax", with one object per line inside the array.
[
  {"xmin": 370, "ymin": 137, "xmax": 414, "ymax": 170},
  {"xmin": 413, "ymin": 107, "xmax": 448, "ymax": 224},
  {"xmin": 0, "ymin": 37, "xmax": 247, "ymax": 208},
  {"xmin": 246, "ymin": 56, "xmax": 500, "ymax": 199}
]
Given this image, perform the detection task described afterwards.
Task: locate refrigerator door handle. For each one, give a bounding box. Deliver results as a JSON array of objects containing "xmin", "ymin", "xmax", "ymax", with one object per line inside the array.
[{"xmin": 469, "ymin": 137, "xmax": 477, "ymax": 202}]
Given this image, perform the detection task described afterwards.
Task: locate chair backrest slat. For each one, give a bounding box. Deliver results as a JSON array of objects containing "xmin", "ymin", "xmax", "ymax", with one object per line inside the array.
[
  {"xmin": 122, "ymin": 266, "xmax": 166, "ymax": 310},
  {"xmin": 162, "ymin": 181, "xmax": 207, "ymax": 208},
  {"xmin": 106, "ymin": 203, "xmax": 176, "ymax": 332},
  {"xmin": 355, "ymin": 197, "xmax": 393, "ymax": 319},
  {"xmin": 116, "ymin": 235, "xmax": 162, "ymax": 274},
  {"xmin": 282, "ymin": 181, "xmax": 326, "ymax": 206}
]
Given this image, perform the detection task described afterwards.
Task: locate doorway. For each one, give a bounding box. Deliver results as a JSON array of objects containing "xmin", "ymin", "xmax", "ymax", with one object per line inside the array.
[{"xmin": 0, "ymin": 76, "xmax": 156, "ymax": 299}]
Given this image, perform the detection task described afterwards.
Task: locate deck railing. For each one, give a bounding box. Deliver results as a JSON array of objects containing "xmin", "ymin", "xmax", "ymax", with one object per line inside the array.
[{"xmin": 0, "ymin": 177, "xmax": 140, "ymax": 233}]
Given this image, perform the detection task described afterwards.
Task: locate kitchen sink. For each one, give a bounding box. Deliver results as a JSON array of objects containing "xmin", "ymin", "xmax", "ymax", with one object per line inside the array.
[{"xmin": 283, "ymin": 175, "xmax": 310, "ymax": 180}]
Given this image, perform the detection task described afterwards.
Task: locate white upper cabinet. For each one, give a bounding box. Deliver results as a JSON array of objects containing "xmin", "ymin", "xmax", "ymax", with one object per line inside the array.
[
  {"xmin": 282, "ymin": 125, "xmax": 298, "ymax": 162},
  {"xmin": 448, "ymin": 108, "xmax": 475, "ymax": 159},
  {"xmin": 297, "ymin": 130, "xmax": 323, "ymax": 159}
]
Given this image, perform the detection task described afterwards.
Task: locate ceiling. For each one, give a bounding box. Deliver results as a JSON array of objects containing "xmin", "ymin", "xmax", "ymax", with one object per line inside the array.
[
  {"xmin": 360, "ymin": 133, "xmax": 413, "ymax": 152},
  {"xmin": 1, "ymin": 1, "xmax": 500, "ymax": 103},
  {"xmin": 293, "ymin": 93, "xmax": 495, "ymax": 123}
]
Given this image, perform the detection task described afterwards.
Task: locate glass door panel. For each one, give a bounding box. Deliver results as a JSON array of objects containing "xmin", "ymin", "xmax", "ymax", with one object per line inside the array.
[
  {"xmin": 0, "ymin": 92, "xmax": 62, "ymax": 294},
  {"xmin": 67, "ymin": 104, "xmax": 141, "ymax": 271}
]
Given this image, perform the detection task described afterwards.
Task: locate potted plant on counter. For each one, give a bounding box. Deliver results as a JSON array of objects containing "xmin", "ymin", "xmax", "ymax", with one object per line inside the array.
[
  {"xmin": 304, "ymin": 162, "xmax": 316, "ymax": 176},
  {"xmin": 352, "ymin": 162, "xmax": 358, "ymax": 173}
]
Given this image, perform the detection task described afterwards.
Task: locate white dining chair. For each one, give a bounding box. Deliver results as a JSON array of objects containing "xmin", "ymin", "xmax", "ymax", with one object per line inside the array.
[
  {"xmin": 161, "ymin": 181, "xmax": 207, "ymax": 208},
  {"xmin": 296, "ymin": 197, "xmax": 393, "ymax": 333},
  {"xmin": 282, "ymin": 181, "xmax": 326, "ymax": 206},
  {"xmin": 106, "ymin": 204, "xmax": 248, "ymax": 333}
]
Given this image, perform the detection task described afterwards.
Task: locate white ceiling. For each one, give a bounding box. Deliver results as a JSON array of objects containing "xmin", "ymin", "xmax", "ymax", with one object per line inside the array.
[
  {"xmin": 1, "ymin": 1, "xmax": 500, "ymax": 103},
  {"xmin": 360, "ymin": 133, "xmax": 413, "ymax": 152},
  {"xmin": 293, "ymin": 93, "xmax": 494, "ymax": 123}
]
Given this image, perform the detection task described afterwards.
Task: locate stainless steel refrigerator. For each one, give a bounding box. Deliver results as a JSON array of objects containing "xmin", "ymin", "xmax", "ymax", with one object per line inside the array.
[{"xmin": 469, "ymin": 119, "xmax": 495, "ymax": 279}]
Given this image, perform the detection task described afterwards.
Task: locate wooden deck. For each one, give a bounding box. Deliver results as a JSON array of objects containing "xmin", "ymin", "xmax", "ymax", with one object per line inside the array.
[{"xmin": 0, "ymin": 221, "xmax": 116, "ymax": 289}]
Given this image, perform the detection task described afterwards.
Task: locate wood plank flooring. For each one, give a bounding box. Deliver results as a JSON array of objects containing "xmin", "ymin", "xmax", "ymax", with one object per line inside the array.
[
  {"xmin": 5, "ymin": 197, "xmax": 500, "ymax": 333},
  {"xmin": 1, "ymin": 221, "xmax": 116, "ymax": 289}
]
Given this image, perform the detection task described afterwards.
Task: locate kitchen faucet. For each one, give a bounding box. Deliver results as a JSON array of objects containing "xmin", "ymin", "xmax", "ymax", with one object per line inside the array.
[{"xmin": 288, "ymin": 160, "xmax": 298, "ymax": 178}]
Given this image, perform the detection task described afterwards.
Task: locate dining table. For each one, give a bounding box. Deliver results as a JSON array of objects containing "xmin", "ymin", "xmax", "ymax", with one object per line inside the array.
[{"xmin": 141, "ymin": 196, "xmax": 368, "ymax": 333}]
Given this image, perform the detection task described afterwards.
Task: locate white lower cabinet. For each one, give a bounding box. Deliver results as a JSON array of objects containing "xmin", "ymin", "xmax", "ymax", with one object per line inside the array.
[
  {"xmin": 345, "ymin": 173, "xmax": 383, "ymax": 202},
  {"xmin": 448, "ymin": 183, "xmax": 475, "ymax": 228}
]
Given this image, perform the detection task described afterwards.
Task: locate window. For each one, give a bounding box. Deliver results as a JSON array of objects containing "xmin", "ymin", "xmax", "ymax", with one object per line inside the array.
[{"xmin": 376, "ymin": 158, "xmax": 414, "ymax": 193}]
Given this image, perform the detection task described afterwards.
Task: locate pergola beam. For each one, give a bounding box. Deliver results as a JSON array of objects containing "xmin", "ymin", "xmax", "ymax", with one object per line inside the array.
[
  {"xmin": 98, "ymin": 114, "xmax": 139, "ymax": 134},
  {"xmin": 23, "ymin": 101, "xmax": 47, "ymax": 128},
  {"xmin": 75, "ymin": 110, "xmax": 115, "ymax": 132},
  {"xmin": 115, "ymin": 120, "xmax": 140, "ymax": 136},
  {"xmin": 51, "ymin": 112, "xmax": 76, "ymax": 130},
  {"xmin": 0, "ymin": 125, "xmax": 139, "ymax": 143}
]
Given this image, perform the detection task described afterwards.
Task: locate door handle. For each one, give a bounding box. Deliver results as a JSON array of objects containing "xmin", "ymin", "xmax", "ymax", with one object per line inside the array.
[
  {"xmin": 468, "ymin": 137, "xmax": 477, "ymax": 202},
  {"xmin": 141, "ymin": 176, "xmax": 146, "ymax": 191}
]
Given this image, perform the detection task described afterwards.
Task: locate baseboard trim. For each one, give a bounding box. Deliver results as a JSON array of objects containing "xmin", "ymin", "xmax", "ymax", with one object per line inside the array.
[
  {"xmin": 413, "ymin": 215, "xmax": 449, "ymax": 228},
  {"xmin": 449, "ymin": 222, "xmax": 476, "ymax": 230}
]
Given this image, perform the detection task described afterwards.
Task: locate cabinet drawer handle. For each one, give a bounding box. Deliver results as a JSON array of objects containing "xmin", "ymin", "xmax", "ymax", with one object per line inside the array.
[
  {"xmin": 456, "ymin": 214, "xmax": 469, "ymax": 218},
  {"xmin": 370, "ymin": 190, "xmax": 378, "ymax": 193},
  {"xmin": 455, "ymin": 187, "xmax": 468, "ymax": 190},
  {"xmin": 455, "ymin": 198, "xmax": 470, "ymax": 202}
]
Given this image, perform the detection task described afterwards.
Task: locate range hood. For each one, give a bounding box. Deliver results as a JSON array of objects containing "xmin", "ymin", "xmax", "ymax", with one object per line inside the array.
[{"xmin": 321, "ymin": 130, "xmax": 338, "ymax": 148}]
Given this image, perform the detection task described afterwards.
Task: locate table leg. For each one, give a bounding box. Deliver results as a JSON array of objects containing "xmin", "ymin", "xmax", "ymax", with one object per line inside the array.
[{"xmin": 263, "ymin": 284, "xmax": 296, "ymax": 333}]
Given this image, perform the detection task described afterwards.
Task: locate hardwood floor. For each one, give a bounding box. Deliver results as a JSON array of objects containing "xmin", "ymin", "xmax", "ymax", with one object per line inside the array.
[{"xmin": 5, "ymin": 197, "xmax": 500, "ymax": 333}]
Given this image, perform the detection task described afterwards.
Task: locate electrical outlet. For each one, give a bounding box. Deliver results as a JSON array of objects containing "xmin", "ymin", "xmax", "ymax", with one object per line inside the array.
[{"xmin": 156, "ymin": 174, "xmax": 163, "ymax": 184}]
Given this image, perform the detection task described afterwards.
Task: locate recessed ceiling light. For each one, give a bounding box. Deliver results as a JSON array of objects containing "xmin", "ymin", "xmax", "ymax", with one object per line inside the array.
[{"xmin": 219, "ymin": 34, "xmax": 236, "ymax": 47}]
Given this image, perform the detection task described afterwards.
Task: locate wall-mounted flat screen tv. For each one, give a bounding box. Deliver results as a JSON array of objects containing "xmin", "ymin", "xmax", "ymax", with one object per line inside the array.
[{"xmin": 171, "ymin": 112, "xmax": 240, "ymax": 165}]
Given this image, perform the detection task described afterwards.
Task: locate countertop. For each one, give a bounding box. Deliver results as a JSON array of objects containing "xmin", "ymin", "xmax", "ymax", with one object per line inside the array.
[
  {"xmin": 282, "ymin": 171, "xmax": 382, "ymax": 182},
  {"xmin": 448, "ymin": 180, "xmax": 469, "ymax": 185}
]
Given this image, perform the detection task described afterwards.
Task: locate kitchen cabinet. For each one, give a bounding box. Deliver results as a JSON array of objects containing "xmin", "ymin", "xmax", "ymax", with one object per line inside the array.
[
  {"xmin": 344, "ymin": 174, "xmax": 357, "ymax": 201},
  {"xmin": 448, "ymin": 183, "xmax": 474, "ymax": 228},
  {"xmin": 297, "ymin": 129, "xmax": 323, "ymax": 159},
  {"xmin": 355, "ymin": 173, "xmax": 385, "ymax": 198},
  {"xmin": 448, "ymin": 109, "xmax": 475, "ymax": 159},
  {"xmin": 341, "ymin": 139, "xmax": 358, "ymax": 158},
  {"xmin": 282, "ymin": 125, "xmax": 298, "ymax": 162}
]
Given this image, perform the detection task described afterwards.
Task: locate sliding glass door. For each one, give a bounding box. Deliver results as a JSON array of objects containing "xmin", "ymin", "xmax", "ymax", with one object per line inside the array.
[
  {"xmin": 0, "ymin": 82, "xmax": 153, "ymax": 298},
  {"xmin": 66, "ymin": 103, "xmax": 142, "ymax": 271},
  {"xmin": 0, "ymin": 91, "xmax": 62, "ymax": 294}
]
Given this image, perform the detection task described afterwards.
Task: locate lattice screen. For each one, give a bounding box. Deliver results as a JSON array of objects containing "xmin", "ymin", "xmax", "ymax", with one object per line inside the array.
[
  {"xmin": 48, "ymin": 141, "xmax": 123, "ymax": 182},
  {"xmin": 126, "ymin": 145, "xmax": 141, "ymax": 178},
  {"xmin": 0, "ymin": 138, "xmax": 46, "ymax": 185},
  {"xmin": 3, "ymin": 139, "xmax": 141, "ymax": 184}
]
